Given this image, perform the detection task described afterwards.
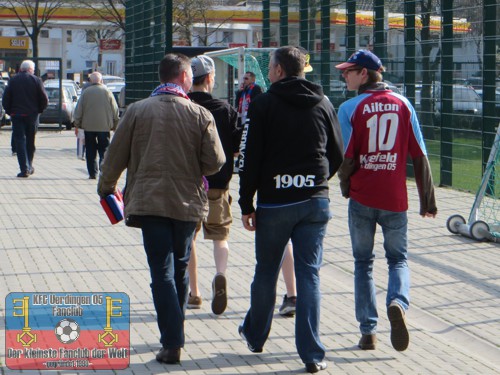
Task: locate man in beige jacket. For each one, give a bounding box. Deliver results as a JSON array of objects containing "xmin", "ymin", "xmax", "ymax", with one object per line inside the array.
[
  {"xmin": 97, "ymin": 53, "xmax": 225, "ymax": 365},
  {"xmin": 74, "ymin": 71, "xmax": 119, "ymax": 179}
]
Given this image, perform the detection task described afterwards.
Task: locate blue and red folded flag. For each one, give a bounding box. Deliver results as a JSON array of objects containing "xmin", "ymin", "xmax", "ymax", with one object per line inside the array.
[{"xmin": 100, "ymin": 190, "xmax": 124, "ymax": 224}]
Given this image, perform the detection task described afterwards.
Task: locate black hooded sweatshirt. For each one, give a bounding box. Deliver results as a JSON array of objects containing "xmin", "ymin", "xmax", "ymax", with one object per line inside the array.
[
  {"xmin": 238, "ymin": 76, "xmax": 344, "ymax": 215},
  {"xmin": 188, "ymin": 91, "xmax": 240, "ymax": 189}
]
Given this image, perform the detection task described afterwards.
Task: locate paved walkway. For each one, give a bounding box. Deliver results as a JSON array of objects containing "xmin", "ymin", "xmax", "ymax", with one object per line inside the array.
[{"xmin": 0, "ymin": 127, "xmax": 499, "ymax": 374}]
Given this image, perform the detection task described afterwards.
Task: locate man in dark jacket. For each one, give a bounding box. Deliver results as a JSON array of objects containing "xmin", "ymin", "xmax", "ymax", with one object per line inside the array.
[
  {"xmin": 187, "ymin": 55, "xmax": 240, "ymax": 315},
  {"xmin": 235, "ymin": 71, "xmax": 263, "ymax": 128},
  {"xmin": 2, "ymin": 60, "xmax": 48, "ymax": 177},
  {"xmin": 237, "ymin": 46, "xmax": 344, "ymax": 374}
]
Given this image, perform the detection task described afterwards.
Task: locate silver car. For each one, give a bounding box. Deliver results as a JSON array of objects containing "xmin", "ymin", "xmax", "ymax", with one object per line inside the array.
[{"xmin": 39, "ymin": 86, "xmax": 77, "ymax": 130}]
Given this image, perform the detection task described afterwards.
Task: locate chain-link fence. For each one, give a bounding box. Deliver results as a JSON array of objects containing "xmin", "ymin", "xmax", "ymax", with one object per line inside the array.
[{"xmin": 125, "ymin": 0, "xmax": 499, "ymax": 192}]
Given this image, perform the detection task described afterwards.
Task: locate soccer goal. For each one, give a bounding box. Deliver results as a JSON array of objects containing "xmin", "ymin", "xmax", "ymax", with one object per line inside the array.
[
  {"xmin": 204, "ymin": 47, "xmax": 276, "ymax": 102},
  {"xmin": 446, "ymin": 125, "xmax": 500, "ymax": 242}
]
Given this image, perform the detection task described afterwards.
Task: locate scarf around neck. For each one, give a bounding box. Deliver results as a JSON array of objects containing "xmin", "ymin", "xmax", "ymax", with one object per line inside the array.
[{"xmin": 151, "ymin": 82, "xmax": 189, "ymax": 99}]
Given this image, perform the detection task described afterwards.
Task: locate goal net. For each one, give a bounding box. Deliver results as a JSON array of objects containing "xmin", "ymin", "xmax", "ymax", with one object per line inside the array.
[
  {"xmin": 469, "ymin": 126, "xmax": 500, "ymax": 237},
  {"xmin": 447, "ymin": 125, "xmax": 500, "ymax": 241},
  {"xmin": 205, "ymin": 47, "xmax": 275, "ymax": 104}
]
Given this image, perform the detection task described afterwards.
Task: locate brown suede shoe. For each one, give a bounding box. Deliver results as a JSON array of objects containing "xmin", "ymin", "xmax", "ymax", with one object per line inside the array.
[
  {"xmin": 358, "ymin": 334, "xmax": 377, "ymax": 350},
  {"xmin": 156, "ymin": 347, "xmax": 181, "ymax": 364}
]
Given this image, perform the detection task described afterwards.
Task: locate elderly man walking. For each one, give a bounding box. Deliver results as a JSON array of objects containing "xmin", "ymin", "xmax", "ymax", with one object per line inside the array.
[
  {"xmin": 2, "ymin": 60, "xmax": 48, "ymax": 178},
  {"xmin": 97, "ymin": 53, "xmax": 225, "ymax": 365},
  {"xmin": 74, "ymin": 72, "xmax": 119, "ymax": 179}
]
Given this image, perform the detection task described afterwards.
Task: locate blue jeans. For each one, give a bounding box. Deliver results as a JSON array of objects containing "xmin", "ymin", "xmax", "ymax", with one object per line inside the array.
[
  {"xmin": 348, "ymin": 199, "xmax": 410, "ymax": 335},
  {"xmin": 84, "ymin": 131, "xmax": 110, "ymax": 178},
  {"xmin": 140, "ymin": 216, "xmax": 197, "ymax": 349},
  {"xmin": 241, "ymin": 198, "xmax": 331, "ymax": 363},
  {"xmin": 12, "ymin": 114, "xmax": 38, "ymax": 173}
]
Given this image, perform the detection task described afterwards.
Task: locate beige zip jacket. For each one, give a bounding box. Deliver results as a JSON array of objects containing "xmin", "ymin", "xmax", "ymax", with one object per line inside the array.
[
  {"xmin": 74, "ymin": 83, "xmax": 119, "ymax": 132},
  {"xmin": 97, "ymin": 94, "xmax": 226, "ymax": 224}
]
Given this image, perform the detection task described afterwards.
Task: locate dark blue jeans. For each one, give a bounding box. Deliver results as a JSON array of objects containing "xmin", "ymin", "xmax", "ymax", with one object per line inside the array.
[
  {"xmin": 141, "ymin": 216, "xmax": 197, "ymax": 349},
  {"xmin": 84, "ymin": 131, "xmax": 110, "ymax": 178},
  {"xmin": 240, "ymin": 198, "xmax": 331, "ymax": 364},
  {"xmin": 12, "ymin": 114, "xmax": 38, "ymax": 174}
]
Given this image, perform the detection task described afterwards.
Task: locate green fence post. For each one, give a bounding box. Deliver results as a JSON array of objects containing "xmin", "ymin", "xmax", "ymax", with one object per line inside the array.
[
  {"xmin": 440, "ymin": 1, "xmax": 453, "ymax": 187},
  {"xmin": 263, "ymin": 0, "xmax": 270, "ymax": 47},
  {"xmin": 373, "ymin": 0, "xmax": 386, "ymax": 61},
  {"xmin": 321, "ymin": 0, "xmax": 330, "ymax": 98},
  {"xmin": 165, "ymin": 0, "xmax": 172, "ymax": 54},
  {"xmin": 483, "ymin": 0, "xmax": 497, "ymax": 195},
  {"xmin": 404, "ymin": 1, "xmax": 416, "ymax": 104},
  {"xmin": 346, "ymin": 1, "xmax": 356, "ymax": 58},
  {"xmin": 279, "ymin": 0, "xmax": 288, "ymax": 46},
  {"xmin": 299, "ymin": 0, "xmax": 308, "ymax": 49}
]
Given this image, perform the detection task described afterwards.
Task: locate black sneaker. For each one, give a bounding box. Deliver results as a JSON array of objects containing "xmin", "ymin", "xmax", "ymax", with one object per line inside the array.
[
  {"xmin": 238, "ymin": 324, "xmax": 263, "ymax": 353},
  {"xmin": 17, "ymin": 171, "xmax": 29, "ymax": 178},
  {"xmin": 278, "ymin": 294, "xmax": 296, "ymax": 317}
]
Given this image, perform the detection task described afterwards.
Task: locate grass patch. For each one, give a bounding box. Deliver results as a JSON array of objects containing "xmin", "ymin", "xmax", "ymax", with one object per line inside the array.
[{"xmin": 425, "ymin": 135, "xmax": 483, "ymax": 193}]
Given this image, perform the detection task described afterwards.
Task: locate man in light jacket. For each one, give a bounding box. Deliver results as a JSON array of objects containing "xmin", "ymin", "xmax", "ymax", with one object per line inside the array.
[
  {"xmin": 97, "ymin": 53, "xmax": 225, "ymax": 365},
  {"xmin": 74, "ymin": 71, "xmax": 119, "ymax": 179}
]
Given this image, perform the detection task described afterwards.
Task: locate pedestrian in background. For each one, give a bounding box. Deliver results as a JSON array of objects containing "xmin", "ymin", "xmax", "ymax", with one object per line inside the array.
[
  {"xmin": 335, "ymin": 49, "xmax": 437, "ymax": 352},
  {"xmin": 186, "ymin": 55, "xmax": 240, "ymax": 315},
  {"xmin": 2, "ymin": 60, "xmax": 48, "ymax": 178},
  {"xmin": 235, "ymin": 71, "xmax": 263, "ymax": 128},
  {"xmin": 97, "ymin": 53, "xmax": 225, "ymax": 365},
  {"xmin": 74, "ymin": 72, "xmax": 119, "ymax": 179},
  {"xmin": 238, "ymin": 46, "xmax": 344, "ymax": 374}
]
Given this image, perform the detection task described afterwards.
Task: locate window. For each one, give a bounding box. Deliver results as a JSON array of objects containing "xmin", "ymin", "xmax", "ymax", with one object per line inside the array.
[
  {"xmin": 359, "ymin": 34, "xmax": 371, "ymax": 47},
  {"xmin": 85, "ymin": 60, "xmax": 95, "ymax": 69},
  {"xmin": 86, "ymin": 30, "xmax": 96, "ymax": 43},
  {"xmin": 66, "ymin": 30, "xmax": 72, "ymax": 43},
  {"xmin": 106, "ymin": 61, "xmax": 116, "ymax": 76},
  {"xmin": 16, "ymin": 29, "xmax": 25, "ymax": 36},
  {"xmin": 222, "ymin": 31, "xmax": 233, "ymax": 44},
  {"xmin": 66, "ymin": 60, "xmax": 72, "ymax": 69},
  {"xmin": 40, "ymin": 30, "xmax": 49, "ymax": 38}
]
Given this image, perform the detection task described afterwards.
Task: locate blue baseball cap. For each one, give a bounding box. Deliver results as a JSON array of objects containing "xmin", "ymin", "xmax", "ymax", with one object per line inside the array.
[{"xmin": 335, "ymin": 49, "xmax": 383, "ymax": 71}]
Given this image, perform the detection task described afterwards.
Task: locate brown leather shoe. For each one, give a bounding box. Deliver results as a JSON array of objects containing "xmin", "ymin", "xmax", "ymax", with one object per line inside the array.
[
  {"xmin": 358, "ymin": 334, "xmax": 377, "ymax": 350},
  {"xmin": 156, "ymin": 347, "xmax": 181, "ymax": 364}
]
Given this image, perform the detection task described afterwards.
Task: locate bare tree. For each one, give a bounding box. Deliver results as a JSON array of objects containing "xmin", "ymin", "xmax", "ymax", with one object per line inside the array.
[
  {"xmin": 174, "ymin": 0, "xmax": 234, "ymax": 46},
  {"xmin": 0, "ymin": 0, "xmax": 72, "ymax": 61},
  {"xmin": 84, "ymin": 28, "xmax": 120, "ymax": 70},
  {"xmin": 80, "ymin": 0, "xmax": 125, "ymax": 32}
]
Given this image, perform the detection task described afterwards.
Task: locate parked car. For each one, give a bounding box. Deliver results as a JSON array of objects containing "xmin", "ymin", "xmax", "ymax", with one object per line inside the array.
[
  {"xmin": 40, "ymin": 86, "xmax": 77, "ymax": 130},
  {"xmin": 433, "ymin": 84, "xmax": 482, "ymax": 129},
  {"xmin": 474, "ymin": 88, "xmax": 500, "ymax": 118},
  {"xmin": 0, "ymin": 80, "xmax": 10, "ymax": 126},
  {"xmin": 44, "ymin": 79, "xmax": 80, "ymax": 100},
  {"xmin": 106, "ymin": 81, "xmax": 126, "ymax": 116},
  {"xmin": 101, "ymin": 75, "xmax": 124, "ymax": 85}
]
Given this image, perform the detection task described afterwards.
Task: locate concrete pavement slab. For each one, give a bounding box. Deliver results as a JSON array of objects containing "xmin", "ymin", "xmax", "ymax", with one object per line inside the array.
[{"xmin": 0, "ymin": 128, "xmax": 498, "ymax": 374}]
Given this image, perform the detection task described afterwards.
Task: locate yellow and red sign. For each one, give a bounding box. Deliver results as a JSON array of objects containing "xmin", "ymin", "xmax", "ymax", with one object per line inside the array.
[{"xmin": 0, "ymin": 36, "xmax": 29, "ymax": 50}]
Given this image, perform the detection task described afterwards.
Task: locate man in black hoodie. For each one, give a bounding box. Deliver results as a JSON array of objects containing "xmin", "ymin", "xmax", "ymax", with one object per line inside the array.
[
  {"xmin": 237, "ymin": 46, "xmax": 344, "ymax": 373},
  {"xmin": 187, "ymin": 55, "xmax": 241, "ymax": 315}
]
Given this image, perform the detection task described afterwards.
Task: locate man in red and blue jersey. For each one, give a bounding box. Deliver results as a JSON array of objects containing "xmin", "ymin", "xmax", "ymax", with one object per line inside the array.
[{"xmin": 336, "ymin": 50, "xmax": 437, "ymax": 353}]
